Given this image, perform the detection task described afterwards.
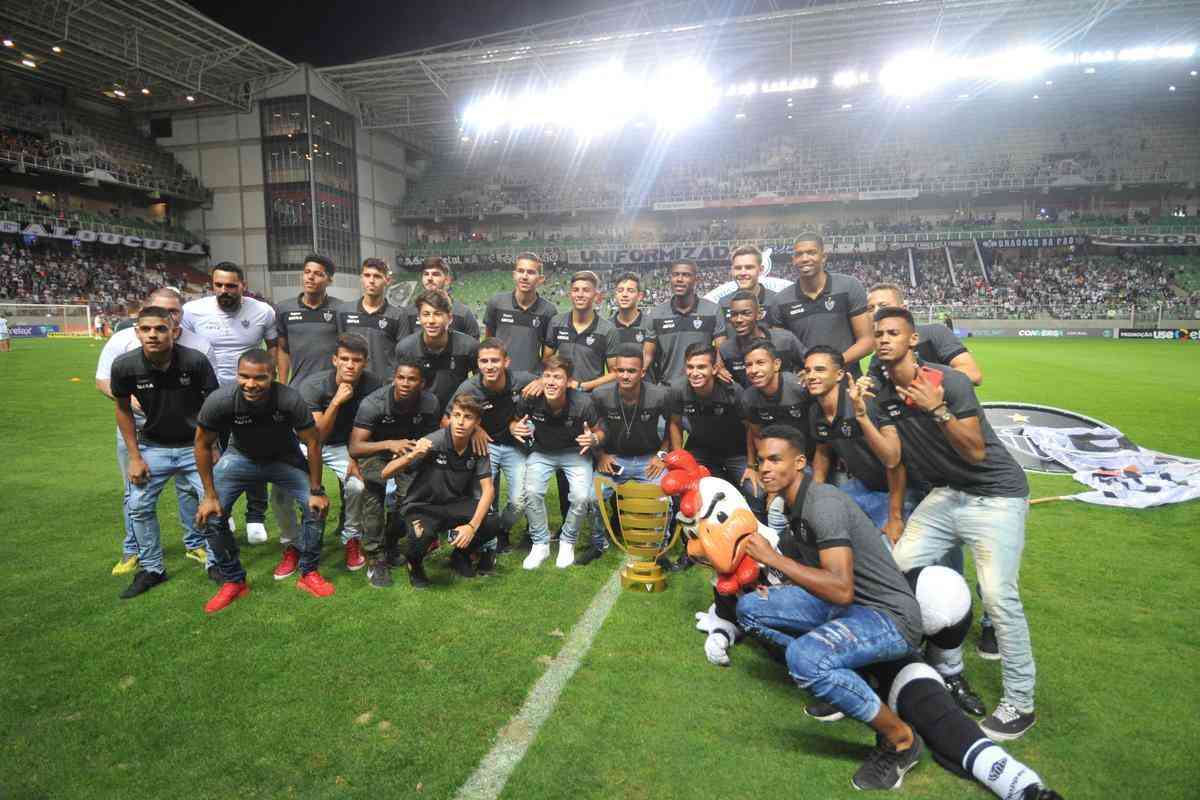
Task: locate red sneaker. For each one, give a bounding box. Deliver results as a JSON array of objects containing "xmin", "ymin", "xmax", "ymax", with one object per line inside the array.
[
  {"xmin": 297, "ymin": 570, "xmax": 336, "ymax": 598},
  {"xmin": 273, "ymin": 546, "xmax": 299, "ymax": 580},
  {"xmin": 204, "ymin": 581, "xmax": 249, "ymax": 614},
  {"xmin": 344, "ymin": 538, "xmax": 365, "ymax": 571}
]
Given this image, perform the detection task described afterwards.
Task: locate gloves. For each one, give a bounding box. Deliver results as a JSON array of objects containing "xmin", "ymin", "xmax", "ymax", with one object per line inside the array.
[{"xmin": 695, "ymin": 603, "xmax": 740, "ymax": 666}]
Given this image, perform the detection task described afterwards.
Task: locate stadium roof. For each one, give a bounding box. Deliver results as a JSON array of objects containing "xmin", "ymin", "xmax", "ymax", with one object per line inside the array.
[
  {"xmin": 318, "ymin": 0, "xmax": 1200, "ymax": 147},
  {"xmin": 0, "ymin": 0, "xmax": 296, "ymax": 112}
]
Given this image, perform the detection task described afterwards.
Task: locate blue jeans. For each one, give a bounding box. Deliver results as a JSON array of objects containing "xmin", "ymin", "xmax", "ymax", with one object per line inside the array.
[
  {"xmin": 116, "ymin": 431, "xmax": 205, "ymax": 557},
  {"xmin": 524, "ymin": 450, "xmax": 592, "ymax": 546},
  {"xmin": 485, "ymin": 442, "xmax": 528, "ymax": 553},
  {"xmin": 892, "ymin": 487, "xmax": 1035, "ymax": 710},
  {"xmin": 217, "ymin": 429, "xmax": 267, "ymax": 523},
  {"xmin": 591, "ymin": 453, "xmax": 663, "ymax": 551},
  {"xmin": 737, "ymin": 585, "xmax": 915, "ymax": 723},
  {"xmin": 836, "ymin": 476, "xmax": 967, "ymax": 574},
  {"xmin": 126, "ymin": 444, "xmax": 206, "ymax": 574},
  {"xmin": 205, "ymin": 450, "xmax": 323, "ymax": 582}
]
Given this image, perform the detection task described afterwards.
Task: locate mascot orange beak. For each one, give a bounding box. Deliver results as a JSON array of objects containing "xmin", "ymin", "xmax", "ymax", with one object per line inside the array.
[{"xmin": 689, "ymin": 509, "xmax": 762, "ymax": 595}]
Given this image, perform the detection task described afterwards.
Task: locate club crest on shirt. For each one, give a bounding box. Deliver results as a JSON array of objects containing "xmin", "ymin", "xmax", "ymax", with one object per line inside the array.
[
  {"xmin": 241, "ymin": 320, "xmax": 250, "ymax": 328},
  {"xmin": 789, "ymin": 405, "xmax": 805, "ymax": 417},
  {"xmin": 635, "ymin": 331, "xmax": 644, "ymax": 342},
  {"xmin": 434, "ymin": 453, "xmax": 448, "ymax": 466},
  {"xmin": 465, "ymin": 457, "xmax": 476, "ymax": 470},
  {"xmin": 585, "ymin": 335, "xmax": 595, "ymax": 346},
  {"xmin": 840, "ymin": 421, "xmax": 853, "ymax": 437},
  {"xmin": 692, "ymin": 318, "xmax": 703, "ymax": 329},
  {"xmin": 824, "ymin": 296, "xmax": 836, "ymax": 311},
  {"xmin": 378, "ymin": 319, "xmax": 388, "ymax": 329},
  {"xmin": 180, "ymin": 374, "xmax": 192, "ymax": 386},
  {"xmin": 532, "ymin": 317, "xmax": 542, "ymax": 328},
  {"xmin": 323, "ymin": 311, "xmax": 333, "ymax": 322},
  {"xmin": 639, "ymin": 410, "xmax": 653, "ymax": 421}
]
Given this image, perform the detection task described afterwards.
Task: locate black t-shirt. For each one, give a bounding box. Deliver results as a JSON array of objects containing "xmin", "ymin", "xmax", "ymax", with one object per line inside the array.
[
  {"xmin": 717, "ymin": 284, "xmax": 777, "ymax": 338},
  {"xmin": 740, "ymin": 375, "xmax": 811, "ymax": 431},
  {"xmin": 336, "ymin": 299, "xmax": 405, "ymax": 379},
  {"xmin": 516, "ymin": 389, "xmax": 600, "ymax": 453},
  {"xmin": 808, "ymin": 385, "xmax": 887, "ymax": 492},
  {"xmin": 611, "ymin": 310, "xmax": 657, "ymax": 349},
  {"xmin": 353, "ymin": 385, "xmax": 443, "ymax": 443},
  {"xmin": 778, "ymin": 479, "xmax": 924, "ymax": 648},
  {"xmin": 718, "ymin": 326, "xmax": 806, "ymax": 388},
  {"xmin": 872, "ymin": 364, "xmax": 1029, "ymax": 498},
  {"xmin": 397, "ymin": 297, "xmax": 481, "ymax": 340},
  {"xmin": 449, "ymin": 370, "xmax": 537, "ymax": 445},
  {"xmin": 484, "ymin": 291, "xmax": 558, "ymax": 373},
  {"xmin": 110, "ymin": 344, "xmax": 219, "ymax": 446},
  {"xmin": 297, "ymin": 370, "xmax": 385, "ymax": 446},
  {"xmin": 591, "ymin": 382, "xmax": 671, "ymax": 457},
  {"xmin": 668, "ymin": 379, "xmax": 746, "ymax": 460},
  {"xmin": 546, "ymin": 312, "xmax": 618, "ymax": 382},
  {"xmin": 647, "ymin": 297, "xmax": 721, "ymax": 385},
  {"xmin": 393, "ymin": 331, "xmax": 479, "ymax": 413},
  {"xmin": 197, "ymin": 382, "xmax": 313, "ymax": 467},
  {"xmin": 768, "ymin": 272, "xmax": 869, "ymax": 375},
  {"xmin": 275, "ymin": 294, "xmax": 343, "ymax": 386},
  {"xmin": 401, "ymin": 428, "xmax": 491, "ymax": 509}
]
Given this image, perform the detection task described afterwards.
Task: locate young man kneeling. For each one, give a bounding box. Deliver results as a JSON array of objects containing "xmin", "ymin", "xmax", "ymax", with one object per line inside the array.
[{"xmin": 383, "ymin": 394, "xmax": 499, "ymax": 587}]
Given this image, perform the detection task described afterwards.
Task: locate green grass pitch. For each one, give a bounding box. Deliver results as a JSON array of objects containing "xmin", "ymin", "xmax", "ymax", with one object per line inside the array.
[{"xmin": 0, "ymin": 337, "xmax": 1197, "ymax": 799}]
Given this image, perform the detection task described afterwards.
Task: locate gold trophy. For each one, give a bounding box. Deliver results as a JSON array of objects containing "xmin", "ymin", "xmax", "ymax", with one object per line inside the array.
[{"xmin": 593, "ymin": 476, "xmax": 678, "ymax": 592}]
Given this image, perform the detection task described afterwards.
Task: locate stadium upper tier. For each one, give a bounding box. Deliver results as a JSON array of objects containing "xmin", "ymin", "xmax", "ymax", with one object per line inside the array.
[
  {"xmin": 397, "ymin": 111, "xmax": 1200, "ymax": 218},
  {"xmin": 0, "ymin": 100, "xmax": 208, "ymax": 203},
  {"xmin": 0, "ymin": 195, "xmax": 203, "ymax": 247}
]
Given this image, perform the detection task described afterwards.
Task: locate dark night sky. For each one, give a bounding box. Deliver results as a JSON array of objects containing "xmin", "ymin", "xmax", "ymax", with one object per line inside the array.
[{"xmin": 189, "ymin": 0, "xmax": 623, "ymax": 66}]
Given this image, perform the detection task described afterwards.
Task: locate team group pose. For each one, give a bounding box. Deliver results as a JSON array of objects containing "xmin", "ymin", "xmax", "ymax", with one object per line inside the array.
[{"xmin": 99, "ymin": 239, "xmax": 1060, "ymax": 795}]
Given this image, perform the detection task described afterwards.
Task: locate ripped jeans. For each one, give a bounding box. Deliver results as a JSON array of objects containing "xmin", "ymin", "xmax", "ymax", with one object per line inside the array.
[{"xmin": 737, "ymin": 585, "xmax": 916, "ymax": 723}]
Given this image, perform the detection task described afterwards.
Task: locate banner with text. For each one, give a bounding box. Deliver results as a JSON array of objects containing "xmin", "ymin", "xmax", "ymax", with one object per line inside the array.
[
  {"xmin": 1091, "ymin": 233, "xmax": 1200, "ymax": 248},
  {"xmin": 0, "ymin": 221, "xmax": 206, "ymax": 255},
  {"xmin": 978, "ymin": 235, "xmax": 1087, "ymax": 249}
]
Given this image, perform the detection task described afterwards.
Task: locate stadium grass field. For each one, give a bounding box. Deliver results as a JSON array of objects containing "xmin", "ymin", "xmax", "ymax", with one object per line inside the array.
[{"xmin": 1, "ymin": 337, "xmax": 1197, "ymax": 799}]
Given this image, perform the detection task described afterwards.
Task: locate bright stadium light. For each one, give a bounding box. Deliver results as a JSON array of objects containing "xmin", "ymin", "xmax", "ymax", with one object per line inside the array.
[
  {"xmin": 646, "ymin": 60, "xmax": 719, "ymax": 129},
  {"xmin": 878, "ymin": 50, "xmax": 946, "ymax": 96},
  {"xmin": 833, "ymin": 70, "xmax": 869, "ymax": 88}
]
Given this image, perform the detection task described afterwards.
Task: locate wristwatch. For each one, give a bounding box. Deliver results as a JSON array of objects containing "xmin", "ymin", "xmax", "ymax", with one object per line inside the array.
[
  {"xmin": 310, "ymin": 486, "xmax": 327, "ymax": 496},
  {"xmin": 656, "ymin": 450, "xmax": 668, "ymax": 461},
  {"xmin": 932, "ymin": 405, "xmax": 955, "ymax": 424}
]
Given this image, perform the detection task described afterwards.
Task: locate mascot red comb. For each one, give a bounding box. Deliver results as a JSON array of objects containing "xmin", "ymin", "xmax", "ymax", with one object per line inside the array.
[{"xmin": 661, "ymin": 450, "xmax": 781, "ymax": 665}]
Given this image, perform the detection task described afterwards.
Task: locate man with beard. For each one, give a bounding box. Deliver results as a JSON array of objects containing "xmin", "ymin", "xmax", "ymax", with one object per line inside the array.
[{"xmin": 183, "ymin": 263, "xmax": 279, "ymax": 545}]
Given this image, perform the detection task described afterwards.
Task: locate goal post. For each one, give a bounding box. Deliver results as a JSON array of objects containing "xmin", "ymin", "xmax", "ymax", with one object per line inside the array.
[{"xmin": 0, "ymin": 303, "xmax": 92, "ymax": 337}]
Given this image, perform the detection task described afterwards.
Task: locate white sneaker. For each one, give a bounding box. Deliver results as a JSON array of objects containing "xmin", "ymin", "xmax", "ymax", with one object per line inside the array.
[
  {"xmin": 246, "ymin": 522, "xmax": 268, "ymax": 544},
  {"xmin": 555, "ymin": 542, "xmax": 575, "ymax": 568},
  {"xmin": 523, "ymin": 543, "xmax": 551, "ymax": 570}
]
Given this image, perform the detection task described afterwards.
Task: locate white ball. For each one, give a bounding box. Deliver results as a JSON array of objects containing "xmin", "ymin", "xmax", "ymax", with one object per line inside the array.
[{"xmin": 913, "ymin": 565, "xmax": 971, "ymax": 636}]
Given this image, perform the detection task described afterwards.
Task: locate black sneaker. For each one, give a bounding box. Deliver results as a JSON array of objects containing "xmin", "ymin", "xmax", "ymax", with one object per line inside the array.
[
  {"xmin": 573, "ymin": 545, "xmax": 604, "ymax": 566},
  {"xmin": 476, "ymin": 549, "xmax": 497, "ymax": 575},
  {"xmin": 980, "ymin": 702, "xmax": 1036, "ymax": 740},
  {"xmin": 495, "ymin": 533, "xmax": 512, "ymax": 554},
  {"xmin": 207, "ymin": 565, "xmax": 222, "ymax": 584},
  {"xmin": 449, "ymin": 549, "xmax": 477, "ymax": 578},
  {"xmin": 1022, "ymin": 787, "xmax": 1063, "ymax": 800},
  {"xmin": 852, "ymin": 732, "xmax": 923, "ymax": 791},
  {"xmin": 945, "ymin": 673, "xmax": 986, "ymax": 716},
  {"xmin": 384, "ymin": 548, "xmax": 406, "ymax": 568},
  {"xmin": 367, "ymin": 561, "xmax": 393, "ymax": 589},
  {"xmin": 977, "ymin": 625, "xmax": 1000, "ymax": 660},
  {"xmin": 409, "ymin": 561, "xmax": 431, "ymax": 589},
  {"xmin": 120, "ymin": 569, "xmax": 168, "ymax": 599},
  {"xmin": 804, "ymin": 700, "xmax": 845, "ymax": 722},
  {"xmin": 655, "ymin": 555, "xmax": 673, "ymax": 571}
]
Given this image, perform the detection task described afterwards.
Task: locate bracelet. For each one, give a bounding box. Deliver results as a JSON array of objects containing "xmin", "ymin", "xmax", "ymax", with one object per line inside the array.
[{"xmin": 929, "ymin": 403, "xmax": 948, "ymax": 415}]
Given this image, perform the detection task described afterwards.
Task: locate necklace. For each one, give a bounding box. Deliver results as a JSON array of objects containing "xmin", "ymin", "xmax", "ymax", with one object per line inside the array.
[{"xmin": 617, "ymin": 386, "xmax": 641, "ymax": 441}]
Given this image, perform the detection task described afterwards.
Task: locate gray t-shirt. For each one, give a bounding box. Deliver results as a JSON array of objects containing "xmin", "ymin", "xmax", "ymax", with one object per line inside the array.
[
  {"xmin": 393, "ymin": 331, "xmax": 479, "ymax": 413},
  {"xmin": 808, "ymin": 388, "xmax": 887, "ymax": 492},
  {"xmin": 401, "ymin": 428, "xmax": 491, "ymax": 509},
  {"xmin": 768, "ymin": 272, "xmax": 869, "ymax": 375},
  {"xmin": 336, "ymin": 299, "xmax": 406, "ymax": 379},
  {"xmin": 647, "ymin": 296, "xmax": 721, "ymax": 385},
  {"xmin": 398, "ymin": 297, "xmax": 480, "ymax": 340},
  {"xmin": 545, "ymin": 312, "xmax": 619, "ymax": 382},
  {"xmin": 781, "ymin": 480, "xmax": 924, "ymax": 648},
  {"xmin": 872, "ymin": 364, "xmax": 1029, "ymax": 498},
  {"xmin": 275, "ymin": 294, "xmax": 343, "ymax": 386},
  {"xmin": 740, "ymin": 375, "xmax": 810, "ymax": 432},
  {"xmin": 197, "ymin": 382, "xmax": 312, "ymax": 468},
  {"xmin": 718, "ymin": 284, "xmax": 777, "ymax": 339},
  {"xmin": 483, "ymin": 291, "xmax": 558, "ymax": 374}
]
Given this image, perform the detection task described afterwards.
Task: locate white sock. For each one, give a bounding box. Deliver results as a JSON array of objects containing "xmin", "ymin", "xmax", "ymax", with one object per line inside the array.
[{"xmin": 967, "ymin": 742, "xmax": 1041, "ymax": 800}]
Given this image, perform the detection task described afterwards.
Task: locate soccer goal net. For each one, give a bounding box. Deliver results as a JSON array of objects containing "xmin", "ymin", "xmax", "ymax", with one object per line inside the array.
[{"xmin": 0, "ymin": 303, "xmax": 92, "ymax": 337}]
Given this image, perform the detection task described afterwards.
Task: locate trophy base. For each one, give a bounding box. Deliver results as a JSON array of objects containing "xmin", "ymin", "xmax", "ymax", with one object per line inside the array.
[{"xmin": 619, "ymin": 561, "xmax": 668, "ymax": 593}]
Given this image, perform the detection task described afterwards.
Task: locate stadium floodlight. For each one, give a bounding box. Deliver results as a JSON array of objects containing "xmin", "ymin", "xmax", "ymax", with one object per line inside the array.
[
  {"xmin": 51, "ymin": 45, "xmax": 62, "ymax": 54},
  {"xmin": 646, "ymin": 60, "xmax": 719, "ymax": 129},
  {"xmin": 833, "ymin": 70, "xmax": 868, "ymax": 88},
  {"xmin": 20, "ymin": 58, "xmax": 35, "ymax": 68},
  {"xmin": 878, "ymin": 50, "xmax": 946, "ymax": 96},
  {"xmin": 186, "ymin": 95, "xmax": 195, "ymax": 102},
  {"xmin": 2, "ymin": 39, "xmax": 12, "ymax": 48}
]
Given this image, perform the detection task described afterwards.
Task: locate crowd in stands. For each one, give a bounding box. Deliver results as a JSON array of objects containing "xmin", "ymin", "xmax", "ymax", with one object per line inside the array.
[
  {"xmin": 0, "ymin": 192, "xmax": 202, "ymax": 246},
  {"xmin": 400, "ymin": 111, "xmax": 1200, "ymax": 217},
  {"xmin": 0, "ymin": 240, "xmax": 190, "ymax": 316}
]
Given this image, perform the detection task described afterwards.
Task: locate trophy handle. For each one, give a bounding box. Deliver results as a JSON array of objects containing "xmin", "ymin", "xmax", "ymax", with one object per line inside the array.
[{"xmin": 593, "ymin": 475, "xmax": 630, "ymax": 556}]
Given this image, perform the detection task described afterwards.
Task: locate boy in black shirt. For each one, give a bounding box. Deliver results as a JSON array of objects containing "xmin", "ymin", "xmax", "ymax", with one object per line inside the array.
[
  {"xmin": 719, "ymin": 290, "xmax": 804, "ymax": 387},
  {"xmin": 393, "ymin": 289, "xmax": 479, "ymax": 413},
  {"xmin": 383, "ymin": 394, "xmax": 499, "ymax": 587},
  {"xmin": 111, "ymin": 307, "xmax": 219, "ymax": 598},
  {"xmin": 194, "ymin": 350, "xmax": 333, "ymax": 613}
]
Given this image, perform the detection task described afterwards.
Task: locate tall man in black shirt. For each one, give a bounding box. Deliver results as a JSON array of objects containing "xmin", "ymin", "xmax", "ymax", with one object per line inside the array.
[
  {"xmin": 484, "ymin": 252, "xmax": 558, "ymax": 374},
  {"xmin": 349, "ymin": 360, "xmax": 443, "ymax": 588},
  {"xmin": 646, "ymin": 259, "xmax": 721, "ymax": 385},
  {"xmin": 768, "ymin": 233, "xmax": 874, "ymax": 376},
  {"xmin": 718, "ymin": 290, "xmax": 805, "ymax": 388},
  {"xmin": 587, "ymin": 345, "xmax": 675, "ymax": 566},
  {"xmin": 393, "ymin": 289, "xmax": 479, "ymax": 413},
  {"xmin": 399, "ymin": 257, "xmax": 481, "ymax": 339},
  {"xmin": 872, "ymin": 308, "xmax": 1037, "ymax": 741},
  {"xmin": 382, "ymin": 394, "xmax": 499, "ymax": 587},
  {"xmin": 111, "ymin": 307, "xmax": 219, "ymax": 598},
  {"xmin": 336, "ymin": 258, "xmax": 405, "ymax": 379},
  {"xmin": 195, "ymin": 350, "xmax": 333, "ymax": 614}
]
